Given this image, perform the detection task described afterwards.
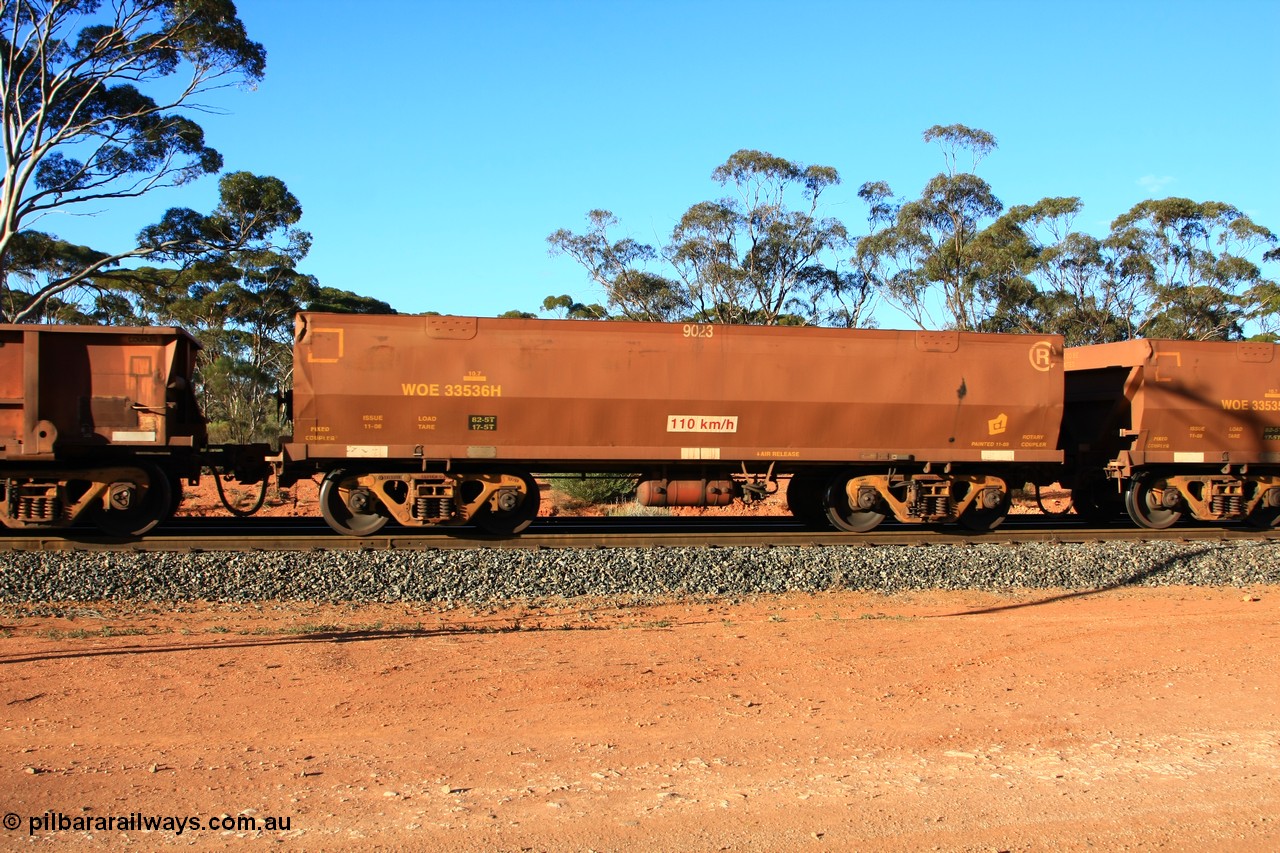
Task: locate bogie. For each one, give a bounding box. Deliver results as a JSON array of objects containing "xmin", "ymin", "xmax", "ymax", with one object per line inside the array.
[{"xmin": 315, "ymin": 468, "xmax": 539, "ymax": 536}]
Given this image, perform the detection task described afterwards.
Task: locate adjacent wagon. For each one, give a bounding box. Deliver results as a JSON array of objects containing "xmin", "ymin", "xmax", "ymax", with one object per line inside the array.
[
  {"xmin": 1063, "ymin": 339, "xmax": 1280, "ymax": 528},
  {"xmin": 0, "ymin": 324, "xmax": 205, "ymax": 534}
]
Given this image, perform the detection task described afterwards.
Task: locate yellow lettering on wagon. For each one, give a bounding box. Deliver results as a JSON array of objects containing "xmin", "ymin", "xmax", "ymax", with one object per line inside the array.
[
  {"xmin": 1028, "ymin": 340, "xmax": 1055, "ymax": 372},
  {"xmin": 445, "ymin": 384, "xmax": 501, "ymax": 397},
  {"xmin": 399, "ymin": 382, "xmax": 502, "ymax": 398},
  {"xmin": 1221, "ymin": 398, "xmax": 1280, "ymax": 412},
  {"xmin": 305, "ymin": 425, "xmax": 336, "ymax": 443}
]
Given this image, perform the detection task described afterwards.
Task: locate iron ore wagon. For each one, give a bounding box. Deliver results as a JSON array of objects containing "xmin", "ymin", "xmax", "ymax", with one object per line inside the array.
[
  {"xmin": 1064, "ymin": 339, "xmax": 1280, "ymax": 529},
  {"xmin": 282, "ymin": 313, "xmax": 1066, "ymax": 536},
  {"xmin": 0, "ymin": 324, "xmax": 206, "ymax": 535}
]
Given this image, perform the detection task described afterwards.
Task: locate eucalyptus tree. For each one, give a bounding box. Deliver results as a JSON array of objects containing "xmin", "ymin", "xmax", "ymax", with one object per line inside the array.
[
  {"xmin": 0, "ymin": 0, "xmax": 267, "ymax": 322},
  {"xmin": 1258, "ymin": 246, "xmax": 1280, "ymax": 339},
  {"xmin": 967, "ymin": 196, "xmax": 1138, "ymax": 344},
  {"xmin": 1023, "ymin": 231, "xmax": 1136, "ymax": 345},
  {"xmin": 1105, "ymin": 198, "xmax": 1278, "ymax": 340},
  {"xmin": 547, "ymin": 209, "xmax": 688, "ymax": 322},
  {"xmin": 550, "ymin": 151, "xmax": 851, "ymax": 326},
  {"xmin": 132, "ymin": 172, "xmax": 393, "ymax": 445},
  {"xmin": 665, "ymin": 149, "xmax": 848, "ymax": 326},
  {"xmin": 853, "ymin": 125, "xmax": 1005, "ymax": 330},
  {"xmin": 540, "ymin": 293, "xmax": 608, "ymax": 320},
  {"xmin": 126, "ymin": 171, "xmax": 311, "ymax": 442}
]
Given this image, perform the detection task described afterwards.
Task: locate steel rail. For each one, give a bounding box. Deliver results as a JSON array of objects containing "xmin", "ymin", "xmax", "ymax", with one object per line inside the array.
[{"xmin": 0, "ymin": 515, "xmax": 1275, "ymax": 552}]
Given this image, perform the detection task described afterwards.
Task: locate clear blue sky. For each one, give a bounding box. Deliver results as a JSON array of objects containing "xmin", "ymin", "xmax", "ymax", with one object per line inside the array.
[{"xmin": 55, "ymin": 0, "xmax": 1280, "ymax": 325}]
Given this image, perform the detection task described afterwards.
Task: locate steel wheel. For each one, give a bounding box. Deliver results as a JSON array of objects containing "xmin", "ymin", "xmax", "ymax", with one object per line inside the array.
[
  {"xmin": 92, "ymin": 463, "xmax": 173, "ymax": 537},
  {"xmin": 1070, "ymin": 478, "xmax": 1124, "ymax": 523},
  {"xmin": 1244, "ymin": 496, "xmax": 1280, "ymax": 529},
  {"xmin": 1244, "ymin": 508, "xmax": 1280, "ymax": 529},
  {"xmin": 474, "ymin": 472, "xmax": 540, "ymax": 535},
  {"xmin": 319, "ymin": 469, "xmax": 389, "ymax": 536},
  {"xmin": 958, "ymin": 491, "xmax": 1010, "ymax": 532},
  {"xmin": 786, "ymin": 471, "xmax": 829, "ymax": 527},
  {"xmin": 823, "ymin": 476, "xmax": 885, "ymax": 533},
  {"xmin": 1124, "ymin": 472, "xmax": 1182, "ymax": 530},
  {"xmin": 1242, "ymin": 485, "xmax": 1280, "ymax": 529}
]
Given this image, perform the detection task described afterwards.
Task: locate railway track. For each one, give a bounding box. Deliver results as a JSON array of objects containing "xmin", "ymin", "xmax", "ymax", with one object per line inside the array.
[{"xmin": 1, "ymin": 514, "xmax": 1275, "ymax": 552}]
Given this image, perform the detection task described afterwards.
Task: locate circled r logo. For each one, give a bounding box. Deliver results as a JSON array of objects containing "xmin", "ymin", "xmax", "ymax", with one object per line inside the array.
[{"xmin": 1028, "ymin": 341, "xmax": 1055, "ymax": 372}]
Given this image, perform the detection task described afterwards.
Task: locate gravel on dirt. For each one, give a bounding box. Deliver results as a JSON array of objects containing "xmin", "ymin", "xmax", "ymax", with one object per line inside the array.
[{"xmin": 2, "ymin": 540, "xmax": 1277, "ymax": 605}]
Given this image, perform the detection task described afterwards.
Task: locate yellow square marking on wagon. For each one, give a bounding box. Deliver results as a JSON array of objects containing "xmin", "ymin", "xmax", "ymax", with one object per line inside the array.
[
  {"xmin": 307, "ymin": 327, "xmax": 345, "ymax": 363},
  {"xmin": 1153, "ymin": 351, "xmax": 1182, "ymax": 382}
]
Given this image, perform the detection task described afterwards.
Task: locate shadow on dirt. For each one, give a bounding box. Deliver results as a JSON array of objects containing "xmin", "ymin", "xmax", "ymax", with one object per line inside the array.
[
  {"xmin": 933, "ymin": 543, "xmax": 1230, "ymax": 617},
  {"xmin": 0, "ymin": 620, "xmax": 613, "ymax": 666}
]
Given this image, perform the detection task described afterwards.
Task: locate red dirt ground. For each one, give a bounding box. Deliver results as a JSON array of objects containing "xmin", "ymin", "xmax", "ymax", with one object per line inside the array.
[
  {"xmin": 2, "ymin": 587, "xmax": 1277, "ymax": 850},
  {"xmin": 4, "ymin": 479, "xmax": 1271, "ymax": 849}
]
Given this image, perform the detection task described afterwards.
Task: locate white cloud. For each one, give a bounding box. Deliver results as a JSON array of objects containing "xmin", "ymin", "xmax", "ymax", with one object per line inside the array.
[{"xmin": 1137, "ymin": 174, "xmax": 1175, "ymax": 195}]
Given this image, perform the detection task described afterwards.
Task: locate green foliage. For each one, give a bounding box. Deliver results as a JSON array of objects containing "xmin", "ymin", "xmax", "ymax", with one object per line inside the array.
[
  {"xmin": 541, "ymin": 294, "xmax": 608, "ymax": 319},
  {"xmin": 0, "ymin": 4, "xmax": 403, "ymax": 443},
  {"xmin": 547, "ymin": 210, "xmax": 689, "ymax": 321},
  {"xmin": 854, "ymin": 131, "xmax": 1007, "ymax": 330},
  {"xmin": 553, "ymin": 474, "xmax": 639, "ymax": 505},
  {"xmin": 1105, "ymin": 198, "xmax": 1277, "ymax": 340},
  {"xmin": 549, "ymin": 151, "xmax": 860, "ymax": 327},
  {"xmin": 306, "ymin": 287, "xmax": 396, "ymax": 314},
  {"xmin": 922, "ymin": 124, "xmax": 998, "ymax": 175},
  {"xmin": 113, "ymin": 176, "xmax": 394, "ymax": 446},
  {"xmin": 852, "ymin": 128, "xmax": 1278, "ymax": 341},
  {"xmin": 670, "ymin": 150, "xmax": 850, "ymax": 326},
  {"xmin": 0, "ymin": 0, "xmax": 268, "ymax": 322},
  {"xmin": 550, "ymin": 133, "xmax": 1277, "ymax": 339}
]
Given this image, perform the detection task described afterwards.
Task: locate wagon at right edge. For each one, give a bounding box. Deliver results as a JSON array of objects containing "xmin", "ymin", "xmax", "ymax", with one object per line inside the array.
[{"xmin": 1063, "ymin": 339, "xmax": 1280, "ymax": 529}]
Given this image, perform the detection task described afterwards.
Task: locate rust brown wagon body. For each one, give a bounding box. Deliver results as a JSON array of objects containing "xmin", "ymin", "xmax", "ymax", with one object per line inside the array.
[
  {"xmin": 284, "ymin": 313, "xmax": 1065, "ymax": 535},
  {"xmin": 7, "ymin": 313, "xmax": 1274, "ymax": 540},
  {"xmin": 0, "ymin": 324, "xmax": 205, "ymax": 534},
  {"xmin": 1063, "ymin": 339, "xmax": 1280, "ymax": 528}
]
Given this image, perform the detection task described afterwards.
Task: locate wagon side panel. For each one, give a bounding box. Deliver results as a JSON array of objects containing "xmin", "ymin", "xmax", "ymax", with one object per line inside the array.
[{"xmin": 288, "ymin": 313, "xmax": 1063, "ymax": 467}]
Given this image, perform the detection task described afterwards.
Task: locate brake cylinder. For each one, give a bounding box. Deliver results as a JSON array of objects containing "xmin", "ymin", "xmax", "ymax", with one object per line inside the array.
[{"xmin": 636, "ymin": 479, "xmax": 738, "ymax": 507}]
